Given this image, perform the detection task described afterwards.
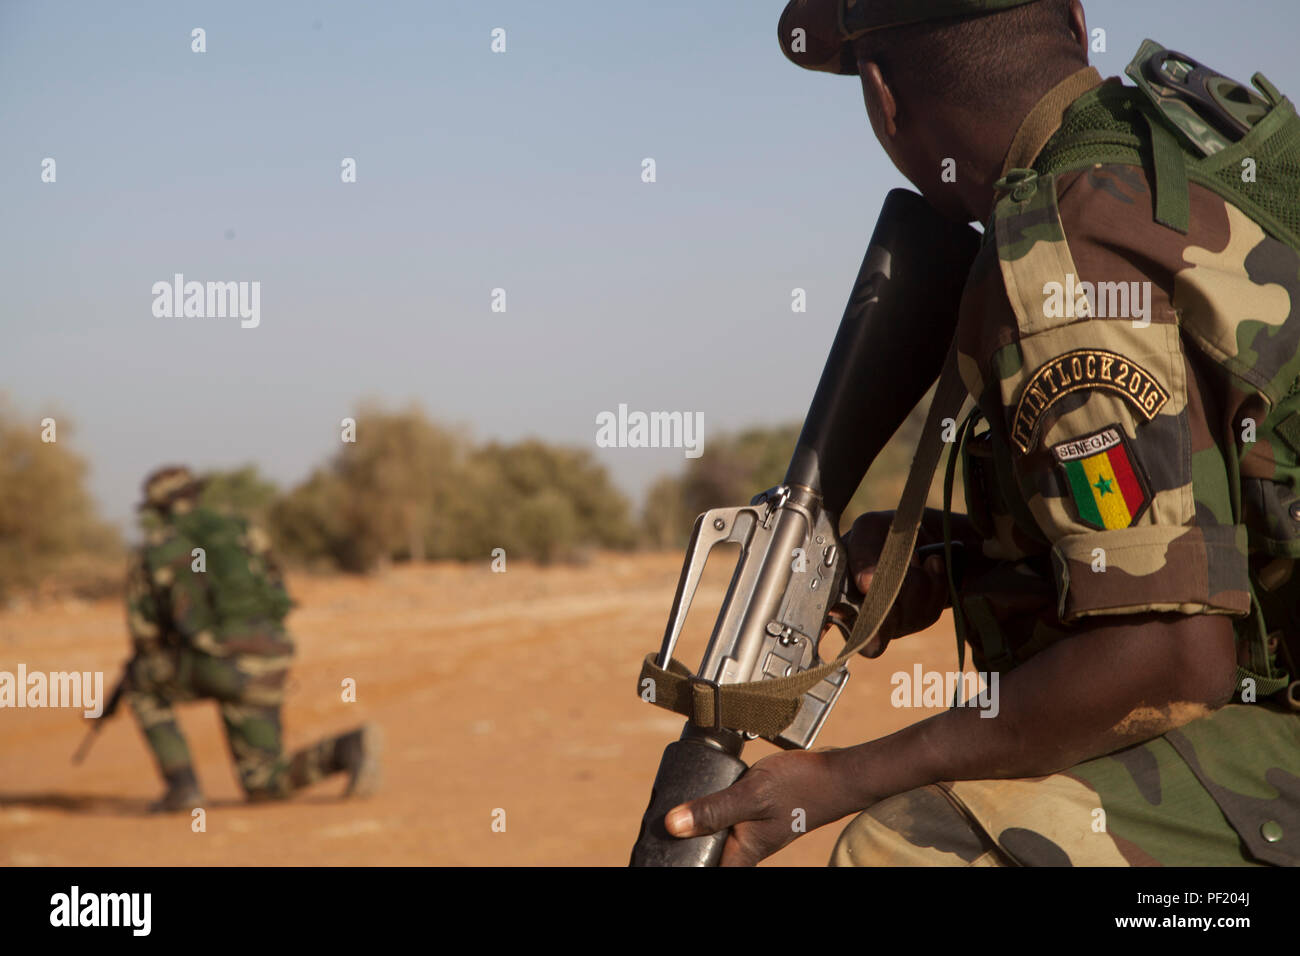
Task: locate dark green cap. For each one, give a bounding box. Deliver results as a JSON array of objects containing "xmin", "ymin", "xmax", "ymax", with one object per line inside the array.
[{"xmin": 779, "ymin": 0, "xmax": 1043, "ymax": 75}]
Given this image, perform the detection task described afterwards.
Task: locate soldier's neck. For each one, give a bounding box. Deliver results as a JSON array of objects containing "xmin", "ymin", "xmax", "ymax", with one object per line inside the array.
[
  {"xmin": 920, "ymin": 64, "xmax": 1101, "ymax": 224},
  {"xmin": 963, "ymin": 65, "xmax": 1104, "ymax": 222}
]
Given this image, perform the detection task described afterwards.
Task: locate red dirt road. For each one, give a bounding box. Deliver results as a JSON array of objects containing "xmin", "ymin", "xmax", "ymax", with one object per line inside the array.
[{"xmin": 0, "ymin": 553, "xmax": 968, "ymax": 866}]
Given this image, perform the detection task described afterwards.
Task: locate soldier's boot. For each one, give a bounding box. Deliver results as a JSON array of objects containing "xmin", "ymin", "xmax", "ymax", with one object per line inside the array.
[
  {"xmin": 148, "ymin": 766, "xmax": 205, "ymax": 814},
  {"xmin": 334, "ymin": 723, "xmax": 383, "ymax": 798}
]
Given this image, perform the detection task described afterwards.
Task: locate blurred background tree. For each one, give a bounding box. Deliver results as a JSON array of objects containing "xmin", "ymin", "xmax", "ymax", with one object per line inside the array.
[
  {"xmin": 466, "ymin": 439, "xmax": 635, "ymax": 564},
  {"xmin": 199, "ymin": 465, "xmax": 281, "ymax": 525},
  {"xmin": 0, "ymin": 398, "xmax": 121, "ymax": 599},
  {"xmin": 638, "ymin": 393, "xmax": 960, "ymax": 549},
  {"xmin": 269, "ymin": 468, "xmax": 360, "ymax": 571},
  {"xmin": 268, "ymin": 406, "xmax": 636, "ymax": 571},
  {"xmin": 270, "ymin": 404, "xmax": 461, "ymax": 571},
  {"xmin": 0, "ymin": 394, "xmax": 956, "ymax": 589}
]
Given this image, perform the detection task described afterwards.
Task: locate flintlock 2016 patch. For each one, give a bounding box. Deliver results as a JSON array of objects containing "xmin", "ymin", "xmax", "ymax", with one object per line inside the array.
[
  {"xmin": 1051, "ymin": 425, "xmax": 1152, "ymax": 530},
  {"xmin": 1010, "ymin": 349, "xmax": 1169, "ymax": 452}
]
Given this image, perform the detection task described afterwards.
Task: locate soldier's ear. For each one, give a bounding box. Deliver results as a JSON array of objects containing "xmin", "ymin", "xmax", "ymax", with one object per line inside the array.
[
  {"xmin": 1068, "ymin": 0, "xmax": 1088, "ymax": 58},
  {"xmin": 859, "ymin": 61, "xmax": 898, "ymax": 141}
]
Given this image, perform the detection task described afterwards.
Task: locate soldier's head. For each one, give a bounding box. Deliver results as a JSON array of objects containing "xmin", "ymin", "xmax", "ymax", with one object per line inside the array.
[
  {"xmin": 779, "ymin": 0, "xmax": 1090, "ymax": 222},
  {"xmin": 139, "ymin": 465, "xmax": 205, "ymax": 518}
]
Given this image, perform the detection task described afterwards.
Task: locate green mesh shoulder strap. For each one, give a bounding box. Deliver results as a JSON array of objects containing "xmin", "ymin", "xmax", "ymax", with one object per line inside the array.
[{"xmin": 1031, "ymin": 48, "xmax": 1300, "ymax": 254}]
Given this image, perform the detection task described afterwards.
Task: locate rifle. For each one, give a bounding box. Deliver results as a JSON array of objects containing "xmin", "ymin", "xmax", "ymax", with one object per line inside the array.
[
  {"xmin": 71, "ymin": 666, "xmax": 130, "ymax": 765},
  {"xmin": 629, "ymin": 189, "xmax": 980, "ymax": 866}
]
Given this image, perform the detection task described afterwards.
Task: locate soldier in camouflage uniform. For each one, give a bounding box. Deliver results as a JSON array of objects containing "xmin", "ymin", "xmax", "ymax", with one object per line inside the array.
[
  {"xmin": 661, "ymin": 0, "xmax": 1300, "ymax": 865},
  {"xmin": 126, "ymin": 466, "xmax": 381, "ymax": 812}
]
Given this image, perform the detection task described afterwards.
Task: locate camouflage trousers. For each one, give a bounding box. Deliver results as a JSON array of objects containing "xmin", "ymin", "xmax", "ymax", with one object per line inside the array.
[
  {"xmin": 127, "ymin": 645, "xmax": 344, "ymax": 799},
  {"xmin": 831, "ymin": 703, "xmax": 1300, "ymax": 866}
]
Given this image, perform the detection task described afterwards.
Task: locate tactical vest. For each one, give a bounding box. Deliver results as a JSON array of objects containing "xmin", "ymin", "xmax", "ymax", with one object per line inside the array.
[
  {"xmin": 170, "ymin": 507, "xmax": 293, "ymax": 635},
  {"xmin": 974, "ymin": 42, "xmax": 1300, "ymax": 700}
]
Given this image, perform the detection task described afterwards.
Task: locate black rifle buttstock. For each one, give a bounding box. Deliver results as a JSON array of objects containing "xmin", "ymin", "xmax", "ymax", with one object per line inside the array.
[
  {"xmin": 629, "ymin": 735, "xmax": 748, "ymax": 867},
  {"xmin": 786, "ymin": 189, "xmax": 981, "ymax": 516}
]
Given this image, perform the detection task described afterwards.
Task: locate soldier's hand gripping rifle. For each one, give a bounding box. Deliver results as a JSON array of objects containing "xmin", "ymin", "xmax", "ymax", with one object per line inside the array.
[
  {"xmin": 71, "ymin": 665, "xmax": 130, "ymax": 765},
  {"xmin": 629, "ymin": 190, "xmax": 980, "ymax": 866}
]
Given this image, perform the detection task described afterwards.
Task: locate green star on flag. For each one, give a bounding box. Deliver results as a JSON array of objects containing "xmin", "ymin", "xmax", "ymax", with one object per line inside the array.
[{"xmin": 1093, "ymin": 475, "xmax": 1115, "ymax": 497}]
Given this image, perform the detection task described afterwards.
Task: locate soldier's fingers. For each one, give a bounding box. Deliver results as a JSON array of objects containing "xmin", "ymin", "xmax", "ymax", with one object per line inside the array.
[
  {"xmin": 844, "ymin": 512, "xmax": 892, "ymax": 573},
  {"xmin": 664, "ymin": 781, "xmax": 760, "ymax": 839},
  {"xmin": 845, "ymin": 510, "xmax": 893, "ymax": 541},
  {"xmin": 718, "ymin": 823, "xmax": 770, "ymax": 868},
  {"xmin": 855, "ymin": 567, "xmax": 876, "ymax": 594},
  {"xmin": 914, "ymin": 554, "xmax": 948, "ymax": 607}
]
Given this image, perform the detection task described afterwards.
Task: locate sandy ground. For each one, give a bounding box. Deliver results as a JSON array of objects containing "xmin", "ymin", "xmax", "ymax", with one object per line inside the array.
[{"xmin": 0, "ymin": 552, "xmax": 969, "ymax": 866}]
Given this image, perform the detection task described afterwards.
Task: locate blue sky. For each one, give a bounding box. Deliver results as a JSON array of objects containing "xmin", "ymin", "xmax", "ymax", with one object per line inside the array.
[{"xmin": 2, "ymin": 0, "xmax": 1297, "ymax": 528}]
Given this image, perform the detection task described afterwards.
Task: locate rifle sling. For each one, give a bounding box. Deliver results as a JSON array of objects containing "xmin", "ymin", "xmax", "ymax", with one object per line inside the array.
[{"xmin": 638, "ymin": 344, "xmax": 970, "ymax": 739}]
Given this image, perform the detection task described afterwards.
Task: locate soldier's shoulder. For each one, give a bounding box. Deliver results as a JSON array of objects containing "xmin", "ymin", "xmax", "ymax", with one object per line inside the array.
[
  {"xmin": 1047, "ymin": 164, "xmax": 1247, "ymax": 278},
  {"xmin": 141, "ymin": 517, "xmax": 203, "ymax": 568},
  {"xmin": 989, "ymin": 161, "xmax": 1278, "ymax": 337}
]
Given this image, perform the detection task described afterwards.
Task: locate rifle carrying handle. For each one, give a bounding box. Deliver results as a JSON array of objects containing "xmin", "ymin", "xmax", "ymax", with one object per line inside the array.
[{"xmin": 629, "ymin": 738, "xmax": 748, "ymax": 867}]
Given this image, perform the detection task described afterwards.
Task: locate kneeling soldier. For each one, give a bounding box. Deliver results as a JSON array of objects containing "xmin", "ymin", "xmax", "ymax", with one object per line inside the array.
[{"xmin": 125, "ymin": 465, "xmax": 380, "ymax": 812}]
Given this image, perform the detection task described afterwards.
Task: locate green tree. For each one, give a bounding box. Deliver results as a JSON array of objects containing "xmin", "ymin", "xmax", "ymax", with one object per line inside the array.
[
  {"xmin": 471, "ymin": 439, "xmax": 635, "ymax": 554},
  {"xmin": 639, "ymin": 395, "xmax": 959, "ymax": 550},
  {"xmin": 199, "ymin": 465, "xmax": 280, "ymax": 524},
  {"xmin": 269, "ymin": 406, "xmax": 635, "ymax": 571},
  {"xmin": 270, "ymin": 404, "xmax": 464, "ymax": 571},
  {"xmin": 269, "ymin": 468, "xmax": 368, "ymax": 571},
  {"xmin": 0, "ymin": 399, "xmax": 121, "ymax": 596}
]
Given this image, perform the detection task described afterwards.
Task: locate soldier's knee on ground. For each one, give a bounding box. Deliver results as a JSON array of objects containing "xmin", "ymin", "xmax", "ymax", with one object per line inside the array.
[{"xmin": 219, "ymin": 701, "xmax": 292, "ymax": 798}]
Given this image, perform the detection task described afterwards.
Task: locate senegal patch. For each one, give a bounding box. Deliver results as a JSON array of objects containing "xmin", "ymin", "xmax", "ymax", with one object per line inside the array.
[
  {"xmin": 1011, "ymin": 349, "xmax": 1170, "ymax": 452},
  {"xmin": 1052, "ymin": 426, "xmax": 1151, "ymax": 530}
]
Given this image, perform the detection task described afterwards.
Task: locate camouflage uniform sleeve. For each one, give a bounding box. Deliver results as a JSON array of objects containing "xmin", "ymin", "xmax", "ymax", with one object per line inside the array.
[
  {"xmin": 971, "ymin": 165, "xmax": 1257, "ymax": 624},
  {"xmin": 125, "ymin": 550, "xmax": 164, "ymax": 653}
]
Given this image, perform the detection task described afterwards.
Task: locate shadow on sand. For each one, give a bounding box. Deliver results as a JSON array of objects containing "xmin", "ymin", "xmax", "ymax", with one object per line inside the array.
[
  {"xmin": 0, "ymin": 789, "xmax": 357, "ymax": 816},
  {"xmin": 0, "ymin": 792, "xmax": 228, "ymax": 816}
]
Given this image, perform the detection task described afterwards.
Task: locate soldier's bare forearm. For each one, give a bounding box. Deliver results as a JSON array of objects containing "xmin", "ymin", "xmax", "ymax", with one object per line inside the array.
[{"xmin": 830, "ymin": 613, "xmax": 1239, "ymax": 810}]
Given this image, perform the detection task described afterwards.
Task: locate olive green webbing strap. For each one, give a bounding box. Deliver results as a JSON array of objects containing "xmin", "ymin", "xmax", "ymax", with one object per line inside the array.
[
  {"xmin": 637, "ymin": 345, "xmax": 971, "ymax": 739},
  {"xmin": 1142, "ymin": 108, "xmax": 1192, "ymax": 234},
  {"xmin": 999, "ymin": 67, "xmax": 1104, "ymax": 179},
  {"xmin": 1221, "ymin": 405, "xmax": 1290, "ymax": 698},
  {"xmin": 942, "ymin": 407, "xmax": 981, "ymax": 706}
]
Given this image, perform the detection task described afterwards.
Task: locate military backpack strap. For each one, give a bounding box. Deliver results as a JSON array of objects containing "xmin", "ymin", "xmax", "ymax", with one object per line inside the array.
[
  {"xmin": 999, "ymin": 66, "xmax": 1104, "ymax": 179},
  {"xmin": 1141, "ymin": 109, "xmax": 1192, "ymax": 234},
  {"xmin": 638, "ymin": 344, "xmax": 970, "ymax": 739},
  {"xmin": 1031, "ymin": 41, "xmax": 1300, "ymax": 253}
]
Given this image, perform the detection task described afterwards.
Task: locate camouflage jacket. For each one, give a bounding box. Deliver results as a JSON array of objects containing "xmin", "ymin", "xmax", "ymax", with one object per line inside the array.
[
  {"xmin": 953, "ymin": 68, "xmax": 1299, "ymax": 703},
  {"xmin": 126, "ymin": 506, "xmax": 294, "ymax": 659}
]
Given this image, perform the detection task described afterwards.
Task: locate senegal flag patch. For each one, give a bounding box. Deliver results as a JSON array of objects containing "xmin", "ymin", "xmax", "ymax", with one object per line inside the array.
[{"xmin": 1052, "ymin": 426, "xmax": 1151, "ymax": 530}]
